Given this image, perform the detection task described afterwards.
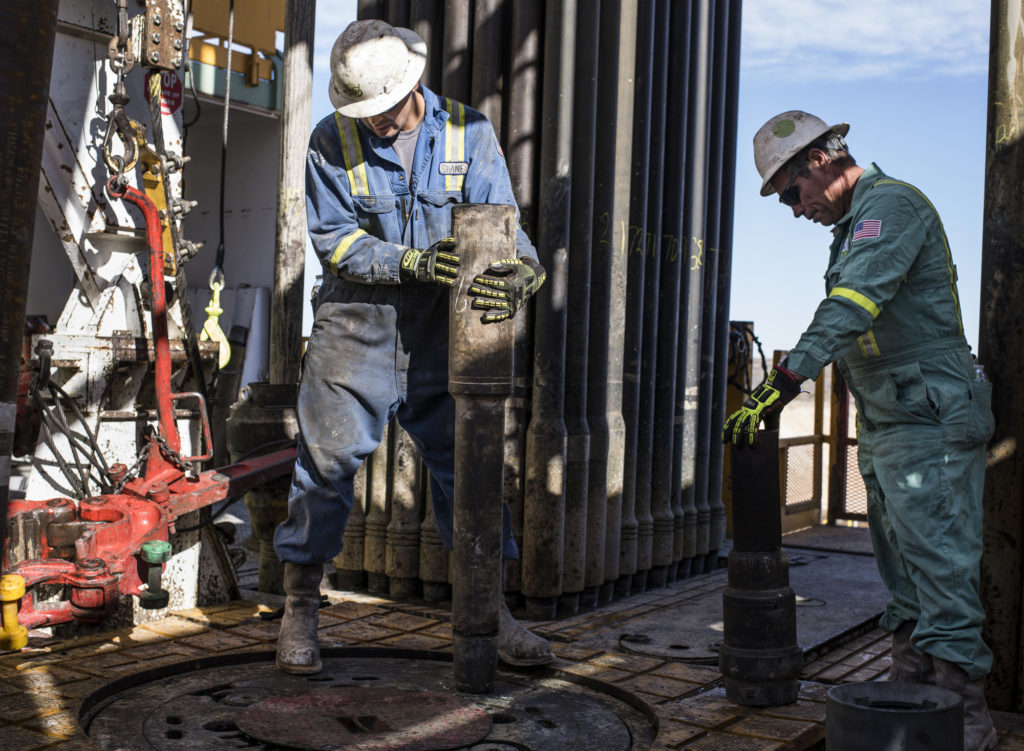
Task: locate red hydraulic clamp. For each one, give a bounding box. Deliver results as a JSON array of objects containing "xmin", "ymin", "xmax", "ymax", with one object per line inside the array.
[{"xmin": 0, "ymin": 178, "xmax": 296, "ymax": 647}]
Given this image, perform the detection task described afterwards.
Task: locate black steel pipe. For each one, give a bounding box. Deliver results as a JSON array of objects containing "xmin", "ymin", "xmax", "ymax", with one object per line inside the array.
[
  {"xmin": 385, "ymin": 427, "xmax": 422, "ymax": 599},
  {"xmin": 0, "ymin": 0, "xmax": 59, "ymax": 566},
  {"xmin": 617, "ymin": 0, "xmax": 656, "ymax": 599},
  {"xmin": 449, "ymin": 203, "xmax": 517, "ymax": 694},
  {"xmin": 590, "ymin": 0, "xmax": 637, "ymax": 605},
  {"xmin": 649, "ymin": 0, "xmax": 693, "ymax": 588},
  {"xmin": 502, "ymin": 0, "xmax": 543, "ymax": 604},
  {"xmin": 561, "ymin": 3, "xmax": 601, "ymax": 614},
  {"xmin": 704, "ymin": 0, "xmax": 742, "ymax": 572},
  {"xmin": 720, "ymin": 431, "xmax": 802, "ymax": 706},
  {"xmin": 471, "ymin": 0, "xmax": 505, "ymax": 129},
  {"xmin": 441, "ymin": 0, "xmax": 472, "ymax": 104},
  {"xmin": 632, "ymin": 0, "xmax": 671, "ymax": 593},
  {"xmin": 521, "ymin": 0, "xmax": 573, "ymax": 620},
  {"xmin": 411, "ymin": 0, "xmax": 443, "ymax": 90},
  {"xmin": 675, "ymin": 0, "xmax": 713, "ymax": 577}
]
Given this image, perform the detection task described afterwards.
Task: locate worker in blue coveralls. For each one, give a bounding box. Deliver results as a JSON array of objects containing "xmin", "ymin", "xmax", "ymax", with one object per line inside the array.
[
  {"xmin": 722, "ymin": 111, "xmax": 997, "ymax": 751},
  {"xmin": 274, "ymin": 19, "xmax": 552, "ymax": 675}
]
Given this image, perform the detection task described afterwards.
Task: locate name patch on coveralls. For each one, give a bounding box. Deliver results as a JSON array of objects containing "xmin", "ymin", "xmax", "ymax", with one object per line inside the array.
[{"xmin": 439, "ymin": 162, "xmax": 469, "ymax": 175}]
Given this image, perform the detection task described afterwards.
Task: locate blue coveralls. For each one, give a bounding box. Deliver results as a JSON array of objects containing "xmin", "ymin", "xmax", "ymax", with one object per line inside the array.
[
  {"xmin": 785, "ymin": 164, "xmax": 995, "ymax": 680},
  {"xmin": 274, "ymin": 85, "xmax": 537, "ymax": 566}
]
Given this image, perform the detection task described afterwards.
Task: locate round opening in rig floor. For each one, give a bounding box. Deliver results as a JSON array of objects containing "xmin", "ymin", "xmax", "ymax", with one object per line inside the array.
[{"xmin": 80, "ymin": 648, "xmax": 658, "ymax": 750}]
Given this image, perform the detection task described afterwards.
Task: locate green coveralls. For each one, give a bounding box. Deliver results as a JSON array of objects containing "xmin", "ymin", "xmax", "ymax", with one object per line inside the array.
[{"xmin": 785, "ymin": 164, "xmax": 995, "ymax": 679}]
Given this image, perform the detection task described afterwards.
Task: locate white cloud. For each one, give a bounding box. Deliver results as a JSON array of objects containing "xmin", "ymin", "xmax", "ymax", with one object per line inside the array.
[{"xmin": 741, "ymin": 0, "xmax": 990, "ymax": 82}]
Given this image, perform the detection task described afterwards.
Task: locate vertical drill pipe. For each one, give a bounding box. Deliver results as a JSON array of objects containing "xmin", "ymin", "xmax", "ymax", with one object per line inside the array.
[
  {"xmin": 617, "ymin": 0, "xmax": 656, "ymax": 598},
  {"xmin": 561, "ymin": 4, "xmax": 601, "ymax": 614},
  {"xmin": 441, "ymin": 0, "xmax": 472, "ymax": 105},
  {"xmin": 385, "ymin": 0, "xmax": 411, "ymax": 30},
  {"xmin": 978, "ymin": 0, "xmax": 1024, "ymax": 712},
  {"xmin": 334, "ymin": 463, "xmax": 368, "ymax": 590},
  {"xmin": 449, "ymin": 203, "xmax": 516, "ymax": 694},
  {"xmin": 704, "ymin": 0, "xmax": 742, "ymax": 571},
  {"xmin": 590, "ymin": 0, "xmax": 637, "ymax": 603},
  {"xmin": 357, "ymin": 0, "xmax": 386, "ymax": 19},
  {"xmin": 419, "ymin": 493, "xmax": 450, "ymax": 601},
  {"xmin": 522, "ymin": 0, "xmax": 574, "ymax": 619},
  {"xmin": 632, "ymin": 0, "xmax": 672, "ymax": 592},
  {"xmin": 720, "ymin": 431, "xmax": 802, "ymax": 706},
  {"xmin": 675, "ymin": 0, "xmax": 713, "ymax": 576},
  {"xmin": 410, "ymin": 0, "xmax": 443, "ymax": 90},
  {"xmin": 0, "ymin": 0, "xmax": 59, "ymax": 557},
  {"xmin": 649, "ymin": 0, "xmax": 693, "ymax": 587},
  {"xmin": 692, "ymin": 0, "xmax": 726, "ymax": 575},
  {"xmin": 270, "ymin": 0, "xmax": 315, "ymax": 386},
  {"xmin": 362, "ymin": 421, "xmax": 391, "ymax": 595},
  {"xmin": 471, "ymin": 0, "xmax": 505, "ymax": 130},
  {"xmin": 503, "ymin": 0, "xmax": 543, "ymax": 601},
  {"xmin": 385, "ymin": 426, "xmax": 422, "ymax": 599}
]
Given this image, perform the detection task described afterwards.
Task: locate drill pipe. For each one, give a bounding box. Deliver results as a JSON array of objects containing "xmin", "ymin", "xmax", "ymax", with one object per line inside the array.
[
  {"xmin": 720, "ymin": 430, "xmax": 802, "ymax": 706},
  {"xmin": 650, "ymin": 0, "xmax": 694, "ymax": 588},
  {"xmin": 522, "ymin": 0, "xmax": 573, "ymax": 620},
  {"xmin": 590, "ymin": 0, "xmax": 638, "ymax": 604},
  {"xmin": 618, "ymin": 0, "xmax": 657, "ymax": 598},
  {"xmin": 561, "ymin": 3, "xmax": 601, "ymax": 615},
  {"xmin": 449, "ymin": 203, "xmax": 516, "ymax": 694}
]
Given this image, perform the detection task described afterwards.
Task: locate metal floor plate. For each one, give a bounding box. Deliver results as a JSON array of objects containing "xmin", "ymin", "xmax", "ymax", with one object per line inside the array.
[
  {"xmin": 82, "ymin": 649, "xmax": 657, "ymax": 750},
  {"xmin": 618, "ymin": 549, "xmax": 888, "ymax": 662}
]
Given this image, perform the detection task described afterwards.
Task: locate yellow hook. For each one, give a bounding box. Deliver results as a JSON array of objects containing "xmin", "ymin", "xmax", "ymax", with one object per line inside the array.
[{"xmin": 200, "ymin": 280, "xmax": 231, "ymax": 370}]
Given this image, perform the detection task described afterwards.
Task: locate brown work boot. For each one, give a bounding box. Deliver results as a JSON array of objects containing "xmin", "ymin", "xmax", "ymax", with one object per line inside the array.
[
  {"xmin": 498, "ymin": 598, "xmax": 555, "ymax": 667},
  {"xmin": 276, "ymin": 562, "xmax": 324, "ymax": 675},
  {"xmin": 888, "ymin": 620, "xmax": 933, "ymax": 682},
  {"xmin": 929, "ymin": 657, "xmax": 997, "ymax": 751}
]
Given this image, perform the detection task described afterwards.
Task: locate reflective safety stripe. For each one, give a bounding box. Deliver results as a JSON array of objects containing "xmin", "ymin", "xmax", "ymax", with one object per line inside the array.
[
  {"xmin": 857, "ymin": 329, "xmax": 881, "ymax": 358},
  {"xmin": 830, "ymin": 286, "xmax": 880, "ymax": 318},
  {"xmin": 334, "ymin": 113, "xmax": 371, "ymax": 196},
  {"xmin": 875, "ymin": 178, "xmax": 964, "ymax": 334},
  {"xmin": 442, "ymin": 98, "xmax": 466, "ymax": 192},
  {"xmin": 330, "ymin": 229, "xmax": 368, "ymax": 275}
]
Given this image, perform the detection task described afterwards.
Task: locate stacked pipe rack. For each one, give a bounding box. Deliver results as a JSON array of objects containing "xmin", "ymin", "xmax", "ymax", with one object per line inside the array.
[{"xmin": 330, "ymin": 0, "xmax": 743, "ymax": 619}]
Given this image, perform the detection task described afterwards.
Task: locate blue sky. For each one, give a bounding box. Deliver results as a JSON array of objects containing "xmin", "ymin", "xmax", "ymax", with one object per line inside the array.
[{"xmin": 304, "ymin": 2, "xmax": 991, "ymax": 355}]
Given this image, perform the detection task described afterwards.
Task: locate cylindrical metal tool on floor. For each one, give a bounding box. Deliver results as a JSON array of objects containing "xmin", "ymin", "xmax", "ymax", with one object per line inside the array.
[
  {"xmin": 449, "ymin": 203, "xmax": 516, "ymax": 694},
  {"xmin": 719, "ymin": 429, "xmax": 802, "ymax": 706},
  {"xmin": 826, "ymin": 682, "xmax": 964, "ymax": 751}
]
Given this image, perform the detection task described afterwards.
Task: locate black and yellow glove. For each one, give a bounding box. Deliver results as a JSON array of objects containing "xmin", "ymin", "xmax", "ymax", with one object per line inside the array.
[
  {"xmin": 399, "ymin": 238, "xmax": 460, "ymax": 285},
  {"xmin": 722, "ymin": 365, "xmax": 802, "ymax": 446},
  {"xmin": 467, "ymin": 257, "xmax": 547, "ymax": 323}
]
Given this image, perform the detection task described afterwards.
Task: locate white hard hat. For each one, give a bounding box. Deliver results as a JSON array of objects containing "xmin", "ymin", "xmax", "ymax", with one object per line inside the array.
[
  {"xmin": 753, "ymin": 111, "xmax": 850, "ymax": 196},
  {"xmin": 328, "ymin": 20, "xmax": 427, "ymax": 119}
]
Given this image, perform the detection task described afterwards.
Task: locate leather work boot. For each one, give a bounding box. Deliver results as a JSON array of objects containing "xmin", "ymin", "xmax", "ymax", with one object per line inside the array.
[
  {"xmin": 888, "ymin": 620, "xmax": 933, "ymax": 683},
  {"xmin": 929, "ymin": 657, "xmax": 997, "ymax": 751},
  {"xmin": 497, "ymin": 598, "xmax": 555, "ymax": 667},
  {"xmin": 276, "ymin": 562, "xmax": 324, "ymax": 675}
]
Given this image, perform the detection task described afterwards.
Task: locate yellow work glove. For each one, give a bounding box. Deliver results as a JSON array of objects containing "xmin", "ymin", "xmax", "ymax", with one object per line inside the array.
[
  {"xmin": 467, "ymin": 257, "xmax": 547, "ymax": 323},
  {"xmin": 722, "ymin": 365, "xmax": 802, "ymax": 446},
  {"xmin": 399, "ymin": 238, "xmax": 460, "ymax": 285}
]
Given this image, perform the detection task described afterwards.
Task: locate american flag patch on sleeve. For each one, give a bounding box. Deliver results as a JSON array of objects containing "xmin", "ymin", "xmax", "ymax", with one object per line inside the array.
[{"xmin": 852, "ymin": 220, "xmax": 882, "ymax": 241}]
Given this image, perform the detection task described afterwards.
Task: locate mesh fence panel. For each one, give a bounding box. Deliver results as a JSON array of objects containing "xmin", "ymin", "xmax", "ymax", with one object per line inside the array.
[
  {"xmin": 844, "ymin": 443, "xmax": 869, "ymax": 516},
  {"xmin": 784, "ymin": 443, "xmax": 817, "ymax": 509}
]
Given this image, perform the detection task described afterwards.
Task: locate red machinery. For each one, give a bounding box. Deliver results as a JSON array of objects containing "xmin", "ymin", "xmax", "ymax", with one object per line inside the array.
[{"xmin": 0, "ymin": 178, "xmax": 295, "ymax": 642}]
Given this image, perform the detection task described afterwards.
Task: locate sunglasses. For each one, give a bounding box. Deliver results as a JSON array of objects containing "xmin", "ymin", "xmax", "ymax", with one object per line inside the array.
[{"xmin": 778, "ymin": 171, "xmax": 801, "ymax": 207}]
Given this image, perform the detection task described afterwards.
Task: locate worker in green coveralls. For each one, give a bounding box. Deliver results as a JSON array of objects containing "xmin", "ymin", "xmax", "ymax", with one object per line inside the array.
[{"xmin": 723, "ymin": 111, "xmax": 997, "ymax": 751}]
